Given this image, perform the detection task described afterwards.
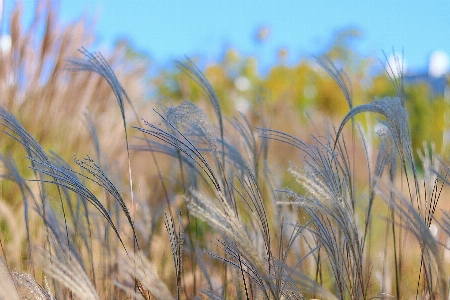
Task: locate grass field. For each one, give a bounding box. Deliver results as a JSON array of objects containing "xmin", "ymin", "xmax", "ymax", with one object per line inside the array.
[{"xmin": 0, "ymin": 3, "xmax": 449, "ymax": 300}]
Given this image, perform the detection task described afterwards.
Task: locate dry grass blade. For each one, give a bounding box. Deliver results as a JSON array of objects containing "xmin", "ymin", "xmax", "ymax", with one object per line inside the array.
[
  {"xmin": 74, "ymin": 155, "xmax": 139, "ymax": 249},
  {"xmin": 315, "ymin": 55, "xmax": 353, "ymax": 110},
  {"xmin": 231, "ymin": 112, "xmax": 263, "ymax": 179},
  {"xmin": 4, "ymin": 4, "xmax": 450, "ymax": 297},
  {"xmin": 382, "ymin": 50, "xmax": 405, "ymax": 100},
  {"xmin": 36, "ymin": 199, "xmax": 85, "ymax": 269},
  {"xmin": 83, "ymin": 112, "xmax": 102, "ymax": 161},
  {"xmin": 186, "ymin": 190, "xmax": 276, "ymax": 297},
  {"xmin": 67, "ymin": 48, "xmax": 137, "ymax": 225},
  {"xmin": 28, "ymin": 156, "xmax": 128, "ymax": 253},
  {"xmin": 0, "ymin": 256, "xmax": 20, "ymax": 300},
  {"xmin": 235, "ymin": 167, "xmax": 272, "ymax": 266},
  {"xmin": 282, "ymin": 133, "xmax": 365, "ymax": 298},
  {"xmin": 0, "ymin": 153, "xmax": 37, "ymax": 262},
  {"xmin": 436, "ymin": 210, "xmax": 450, "ymax": 241},
  {"xmin": 118, "ymin": 251, "xmax": 173, "ymax": 300},
  {"xmin": 134, "ymin": 115, "xmax": 221, "ymax": 192},
  {"xmin": 0, "ymin": 107, "xmax": 49, "ymax": 163},
  {"xmin": 175, "ymin": 59, "xmax": 223, "ymax": 141},
  {"xmin": 67, "ymin": 48, "xmax": 128, "ymax": 128},
  {"xmin": 362, "ymin": 124, "xmax": 397, "ymax": 245},
  {"xmin": 175, "ymin": 59, "xmax": 227, "ymax": 175},
  {"xmin": 39, "ymin": 246, "xmax": 99, "ymax": 300}
]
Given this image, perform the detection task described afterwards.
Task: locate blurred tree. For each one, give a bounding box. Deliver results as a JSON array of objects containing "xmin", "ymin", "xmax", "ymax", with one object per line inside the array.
[
  {"xmin": 313, "ymin": 69, "xmax": 350, "ymax": 117},
  {"xmin": 153, "ymin": 48, "xmax": 262, "ymax": 116},
  {"xmin": 149, "ymin": 27, "xmax": 447, "ymax": 156},
  {"xmin": 404, "ymin": 84, "xmax": 446, "ymax": 153},
  {"xmin": 325, "ymin": 28, "xmax": 363, "ymax": 70},
  {"xmin": 367, "ymin": 73, "xmax": 397, "ymax": 100}
]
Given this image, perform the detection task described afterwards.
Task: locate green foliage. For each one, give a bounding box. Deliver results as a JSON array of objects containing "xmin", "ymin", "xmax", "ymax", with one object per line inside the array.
[{"xmin": 405, "ymin": 84, "xmax": 447, "ymax": 152}]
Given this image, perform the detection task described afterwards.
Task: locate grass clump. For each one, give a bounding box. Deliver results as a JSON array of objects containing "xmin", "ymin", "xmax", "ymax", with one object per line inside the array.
[{"xmin": 1, "ymin": 4, "xmax": 450, "ymax": 300}]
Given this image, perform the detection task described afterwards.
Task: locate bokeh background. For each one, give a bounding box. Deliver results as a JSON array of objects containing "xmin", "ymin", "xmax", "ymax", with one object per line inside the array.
[{"xmin": 2, "ymin": 0, "xmax": 449, "ymax": 151}]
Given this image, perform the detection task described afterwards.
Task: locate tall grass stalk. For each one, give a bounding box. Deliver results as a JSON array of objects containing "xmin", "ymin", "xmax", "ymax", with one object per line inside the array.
[
  {"xmin": 1, "ymin": 4, "xmax": 450, "ymax": 298},
  {"xmin": 3, "ymin": 51, "xmax": 450, "ymax": 298}
]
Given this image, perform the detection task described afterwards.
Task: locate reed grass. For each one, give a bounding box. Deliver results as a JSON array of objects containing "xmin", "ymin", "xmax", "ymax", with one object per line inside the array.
[{"xmin": 1, "ymin": 2, "xmax": 450, "ymax": 300}]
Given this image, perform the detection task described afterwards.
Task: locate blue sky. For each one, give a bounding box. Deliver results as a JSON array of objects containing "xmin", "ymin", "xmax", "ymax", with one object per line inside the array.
[{"xmin": 6, "ymin": 1, "xmax": 450, "ymax": 74}]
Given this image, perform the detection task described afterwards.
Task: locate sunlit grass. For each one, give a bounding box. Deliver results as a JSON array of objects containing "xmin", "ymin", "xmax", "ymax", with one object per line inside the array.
[{"xmin": 1, "ymin": 3, "xmax": 450, "ymax": 300}]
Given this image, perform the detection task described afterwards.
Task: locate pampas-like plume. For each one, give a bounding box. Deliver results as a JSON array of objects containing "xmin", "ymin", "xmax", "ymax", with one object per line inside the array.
[
  {"xmin": 165, "ymin": 100, "xmax": 219, "ymax": 157},
  {"xmin": 12, "ymin": 272, "xmax": 55, "ymax": 300},
  {"xmin": 186, "ymin": 190, "xmax": 273, "ymax": 297},
  {"xmin": 39, "ymin": 246, "xmax": 99, "ymax": 300},
  {"xmin": 118, "ymin": 251, "xmax": 173, "ymax": 300},
  {"xmin": 335, "ymin": 97, "xmax": 412, "ymax": 169},
  {"xmin": 0, "ymin": 256, "xmax": 56, "ymax": 300},
  {"xmin": 286, "ymin": 162, "xmax": 364, "ymax": 299},
  {"xmin": 334, "ymin": 96, "xmax": 421, "ymax": 212},
  {"xmin": 377, "ymin": 183, "xmax": 448, "ymax": 298},
  {"xmin": 134, "ymin": 113, "xmax": 221, "ymax": 192},
  {"xmin": 175, "ymin": 59, "xmax": 224, "ymax": 153}
]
